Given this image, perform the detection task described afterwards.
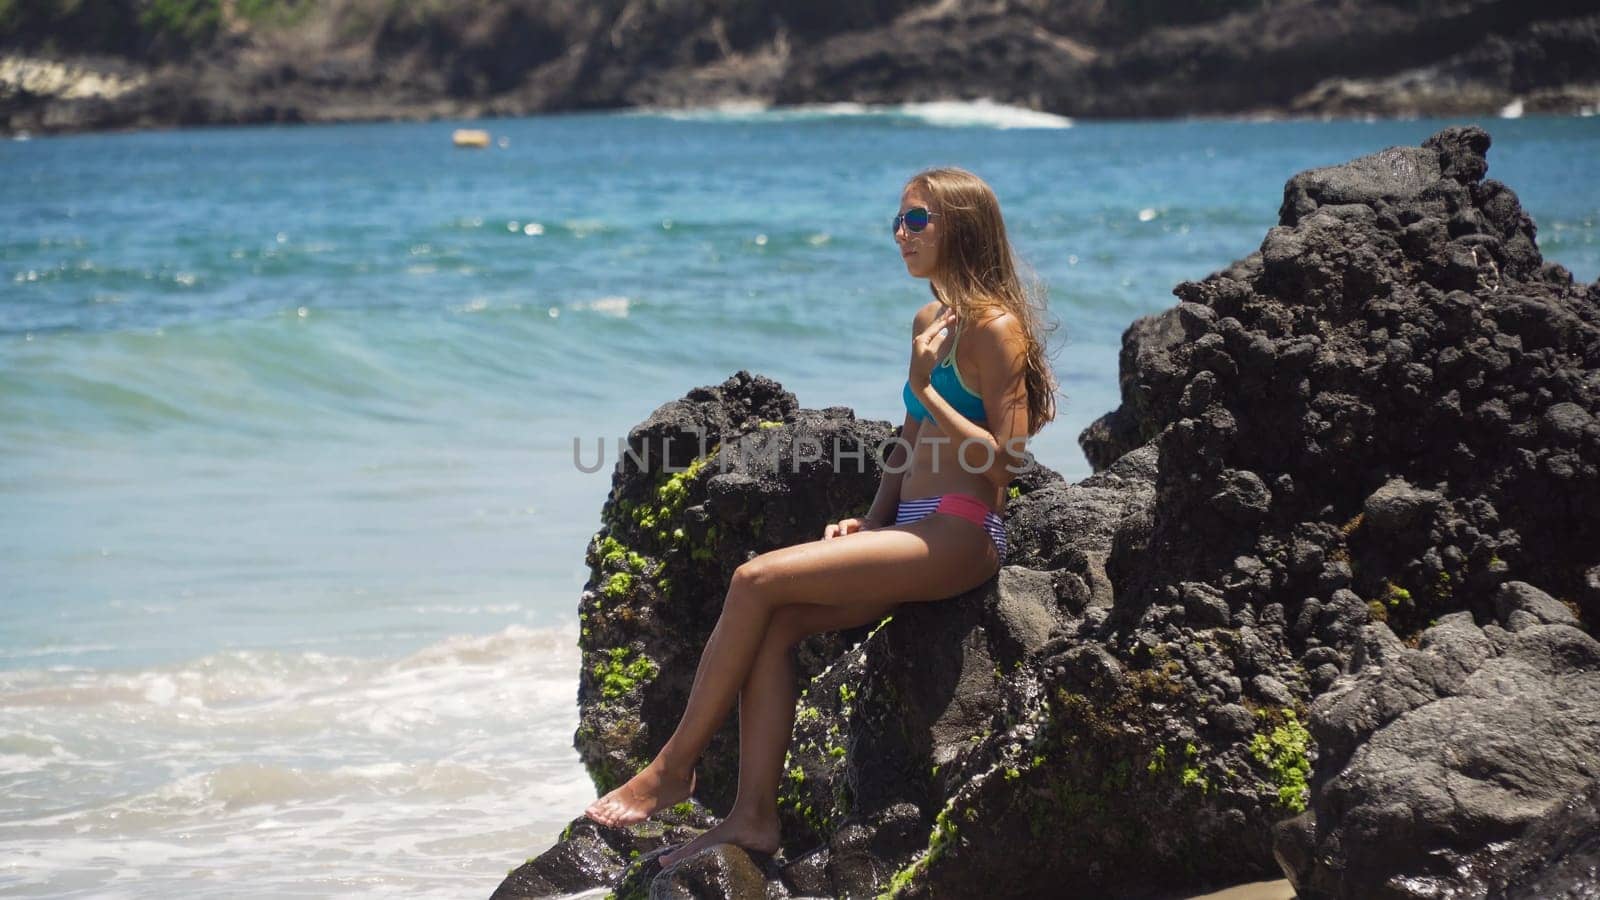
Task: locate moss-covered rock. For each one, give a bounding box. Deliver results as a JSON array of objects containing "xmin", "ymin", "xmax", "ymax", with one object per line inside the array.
[{"xmin": 574, "ymin": 372, "xmax": 899, "ymax": 815}]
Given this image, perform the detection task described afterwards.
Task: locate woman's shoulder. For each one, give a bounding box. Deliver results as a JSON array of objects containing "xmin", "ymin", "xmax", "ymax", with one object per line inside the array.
[
  {"xmin": 969, "ymin": 307, "xmax": 1023, "ymax": 344},
  {"xmin": 962, "ymin": 309, "xmax": 1029, "ymax": 382}
]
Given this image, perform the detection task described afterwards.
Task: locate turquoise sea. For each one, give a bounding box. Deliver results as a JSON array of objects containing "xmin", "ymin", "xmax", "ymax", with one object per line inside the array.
[{"xmin": 2, "ymin": 104, "xmax": 1597, "ymax": 896}]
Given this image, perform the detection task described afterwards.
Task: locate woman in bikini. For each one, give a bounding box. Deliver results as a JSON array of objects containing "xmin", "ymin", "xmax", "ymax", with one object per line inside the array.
[{"xmin": 583, "ymin": 166, "xmax": 1058, "ymax": 867}]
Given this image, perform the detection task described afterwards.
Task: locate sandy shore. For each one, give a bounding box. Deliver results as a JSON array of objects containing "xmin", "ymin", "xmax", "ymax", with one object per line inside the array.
[{"xmin": 1183, "ymin": 879, "xmax": 1296, "ymax": 900}]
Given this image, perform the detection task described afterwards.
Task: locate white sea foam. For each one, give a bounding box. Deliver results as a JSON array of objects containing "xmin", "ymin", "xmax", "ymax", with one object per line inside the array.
[
  {"xmin": 646, "ymin": 99, "xmax": 781, "ymax": 120},
  {"xmin": 0, "ymin": 622, "xmax": 594, "ymax": 898},
  {"xmin": 640, "ymin": 98, "xmax": 1071, "ymax": 129},
  {"xmin": 896, "ymin": 99, "xmax": 1073, "ymax": 129},
  {"xmin": 568, "ymin": 296, "xmax": 631, "ymax": 318},
  {"xmin": 0, "ymin": 643, "xmax": 119, "ymax": 661}
]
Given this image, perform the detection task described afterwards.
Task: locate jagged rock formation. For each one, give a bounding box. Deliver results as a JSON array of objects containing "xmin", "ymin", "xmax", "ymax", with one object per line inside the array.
[
  {"xmin": 5, "ymin": 1, "xmax": 1599, "ymax": 135},
  {"xmin": 495, "ymin": 126, "xmax": 1599, "ymax": 899},
  {"xmin": 1275, "ymin": 586, "xmax": 1600, "ymax": 898}
]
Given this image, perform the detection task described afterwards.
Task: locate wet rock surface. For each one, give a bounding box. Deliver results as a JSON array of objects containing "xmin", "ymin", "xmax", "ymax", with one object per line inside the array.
[
  {"xmin": 1486, "ymin": 775, "xmax": 1600, "ymax": 900},
  {"xmin": 491, "ymin": 805, "xmax": 721, "ymax": 900},
  {"xmin": 496, "ymin": 127, "xmax": 1598, "ymax": 899},
  {"xmin": 1275, "ymin": 605, "xmax": 1600, "ymax": 899}
]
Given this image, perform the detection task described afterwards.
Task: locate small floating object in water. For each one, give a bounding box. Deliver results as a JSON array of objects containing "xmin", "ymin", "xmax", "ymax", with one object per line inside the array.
[{"xmin": 452, "ymin": 129, "xmax": 491, "ymax": 148}]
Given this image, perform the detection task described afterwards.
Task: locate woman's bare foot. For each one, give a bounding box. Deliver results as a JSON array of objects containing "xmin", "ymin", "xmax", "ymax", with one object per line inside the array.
[
  {"xmin": 657, "ymin": 809, "xmax": 780, "ymax": 869},
  {"xmin": 584, "ymin": 761, "xmax": 697, "ymax": 828}
]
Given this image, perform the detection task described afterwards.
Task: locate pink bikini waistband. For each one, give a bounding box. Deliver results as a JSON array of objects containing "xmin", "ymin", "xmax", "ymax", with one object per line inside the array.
[
  {"xmin": 894, "ymin": 493, "xmax": 1008, "ymax": 558},
  {"xmin": 895, "ymin": 493, "xmax": 999, "ymax": 527},
  {"xmin": 931, "ymin": 493, "xmax": 997, "ymax": 527}
]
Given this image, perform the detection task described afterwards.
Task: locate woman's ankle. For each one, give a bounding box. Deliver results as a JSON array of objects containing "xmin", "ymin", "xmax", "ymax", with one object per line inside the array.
[
  {"xmin": 726, "ymin": 798, "xmax": 781, "ymax": 825},
  {"xmin": 649, "ymin": 753, "xmax": 696, "ymax": 783}
]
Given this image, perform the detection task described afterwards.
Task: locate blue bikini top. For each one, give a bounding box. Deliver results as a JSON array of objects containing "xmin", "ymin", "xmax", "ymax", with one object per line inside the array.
[{"xmin": 903, "ymin": 320, "xmax": 987, "ymax": 423}]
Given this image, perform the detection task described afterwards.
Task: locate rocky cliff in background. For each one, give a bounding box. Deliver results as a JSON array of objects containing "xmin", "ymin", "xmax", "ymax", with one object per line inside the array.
[
  {"xmin": 4, "ymin": 0, "xmax": 1600, "ymax": 135},
  {"xmin": 490, "ymin": 126, "xmax": 1600, "ymax": 899}
]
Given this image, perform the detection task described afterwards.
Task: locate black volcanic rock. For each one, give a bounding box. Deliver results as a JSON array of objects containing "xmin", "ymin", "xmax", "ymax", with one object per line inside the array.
[
  {"xmin": 1486, "ymin": 775, "xmax": 1600, "ymax": 899},
  {"xmin": 490, "ymin": 804, "xmax": 720, "ymax": 900},
  {"xmin": 1083, "ymin": 125, "xmax": 1600, "ymax": 630},
  {"xmin": 6, "ymin": 2, "xmax": 1600, "ymax": 134},
  {"xmin": 498, "ymin": 127, "xmax": 1599, "ymax": 900},
  {"xmin": 1276, "ymin": 607, "xmax": 1600, "ymax": 899}
]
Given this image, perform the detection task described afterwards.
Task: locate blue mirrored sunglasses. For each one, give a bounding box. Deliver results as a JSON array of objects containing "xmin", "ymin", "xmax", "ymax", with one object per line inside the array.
[{"xmin": 892, "ymin": 207, "xmax": 940, "ymax": 236}]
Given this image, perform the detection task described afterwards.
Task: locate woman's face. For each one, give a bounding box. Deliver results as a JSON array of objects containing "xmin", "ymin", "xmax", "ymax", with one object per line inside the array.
[{"xmin": 895, "ymin": 183, "xmax": 940, "ymax": 280}]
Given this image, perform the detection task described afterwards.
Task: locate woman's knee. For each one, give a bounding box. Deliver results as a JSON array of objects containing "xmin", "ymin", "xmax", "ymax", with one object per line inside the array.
[
  {"xmin": 732, "ymin": 553, "xmax": 783, "ymax": 595},
  {"xmin": 729, "ymin": 557, "xmax": 779, "ymax": 613}
]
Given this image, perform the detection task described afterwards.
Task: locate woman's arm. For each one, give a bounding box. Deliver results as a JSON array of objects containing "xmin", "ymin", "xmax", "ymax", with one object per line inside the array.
[
  {"xmin": 857, "ymin": 301, "xmax": 940, "ymax": 530},
  {"xmin": 863, "ymin": 412, "xmax": 921, "ymax": 527}
]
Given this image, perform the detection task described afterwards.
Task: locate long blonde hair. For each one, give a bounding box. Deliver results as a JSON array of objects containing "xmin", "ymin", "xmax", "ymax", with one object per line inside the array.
[{"xmin": 908, "ymin": 166, "xmax": 1060, "ymax": 437}]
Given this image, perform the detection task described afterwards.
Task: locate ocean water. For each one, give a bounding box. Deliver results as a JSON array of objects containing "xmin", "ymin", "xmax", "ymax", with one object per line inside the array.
[{"xmin": 1, "ymin": 104, "xmax": 1597, "ymax": 897}]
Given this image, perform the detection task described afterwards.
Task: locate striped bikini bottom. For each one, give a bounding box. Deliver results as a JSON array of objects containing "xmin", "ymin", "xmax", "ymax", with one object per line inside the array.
[{"xmin": 894, "ymin": 493, "xmax": 1007, "ymax": 558}]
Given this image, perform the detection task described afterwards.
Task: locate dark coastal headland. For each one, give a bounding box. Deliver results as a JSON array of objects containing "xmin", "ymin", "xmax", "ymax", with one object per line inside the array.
[
  {"xmin": 497, "ymin": 127, "xmax": 1600, "ymax": 899},
  {"xmin": 4, "ymin": 0, "xmax": 1600, "ymax": 135}
]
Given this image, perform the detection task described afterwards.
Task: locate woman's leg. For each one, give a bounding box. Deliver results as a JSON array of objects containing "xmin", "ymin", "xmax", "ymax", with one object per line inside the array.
[
  {"xmin": 729, "ymin": 616, "xmax": 798, "ymax": 830},
  {"xmin": 585, "ymin": 565, "xmax": 776, "ymax": 826},
  {"xmin": 656, "ymin": 598, "xmax": 901, "ymax": 866},
  {"xmin": 587, "ymin": 513, "xmax": 996, "ymax": 830}
]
